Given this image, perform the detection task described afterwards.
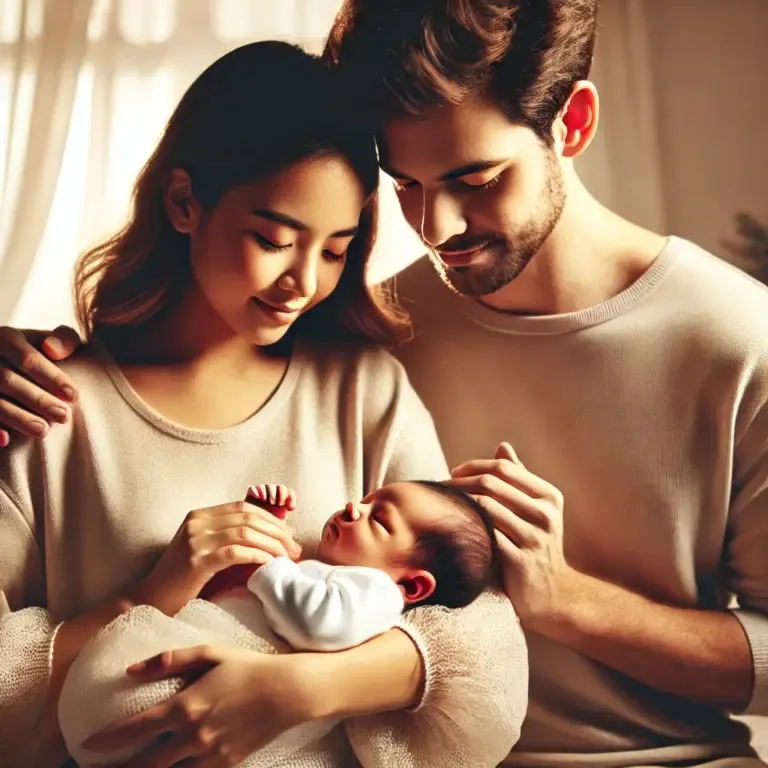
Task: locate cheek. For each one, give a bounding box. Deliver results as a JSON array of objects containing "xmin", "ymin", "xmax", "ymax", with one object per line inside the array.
[
  {"xmin": 311, "ymin": 262, "xmax": 346, "ymax": 304},
  {"xmin": 395, "ymin": 190, "xmax": 424, "ymax": 233}
]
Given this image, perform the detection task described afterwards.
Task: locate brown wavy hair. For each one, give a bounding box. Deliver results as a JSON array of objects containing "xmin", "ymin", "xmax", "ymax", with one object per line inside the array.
[
  {"xmin": 75, "ymin": 41, "xmax": 410, "ymax": 351},
  {"xmin": 323, "ymin": 0, "xmax": 598, "ymax": 142}
]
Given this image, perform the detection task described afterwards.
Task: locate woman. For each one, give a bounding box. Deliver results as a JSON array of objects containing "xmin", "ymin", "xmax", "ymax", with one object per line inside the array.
[{"xmin": 0, "ymin": 42, "xmax": 527, "ymax": 767}]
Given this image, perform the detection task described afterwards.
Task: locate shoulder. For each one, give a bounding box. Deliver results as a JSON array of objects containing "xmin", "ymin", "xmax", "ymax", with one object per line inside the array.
[
  {"xmin": 0, "ymin": 344, "xmax": 112, "ymax": 521},
  {"xmin": 665, "ymin": 238, "xmax": 768, "ymax": 349}
]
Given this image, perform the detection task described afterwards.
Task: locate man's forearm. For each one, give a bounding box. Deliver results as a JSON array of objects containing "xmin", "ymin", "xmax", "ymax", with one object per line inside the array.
[
  {"xmin": 537, "ymin": 570, "xmax": 753, "ymax": 710},
  {"xmin": 308, "ymin": 627, "xmax": 424, "ymax": 719}
]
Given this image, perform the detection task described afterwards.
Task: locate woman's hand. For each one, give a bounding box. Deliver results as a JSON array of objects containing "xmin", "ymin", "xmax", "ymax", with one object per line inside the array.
[
  {"xmin": 0, "ymin": 325, "xmax": 81, "ymax": 445},
  {"xmin": 134, "ymin": 501, "xmax": 303, "ymax": 616},
  {"xmin": 83, "ymin": 645, "xmax": 318, "ymax": 768}
]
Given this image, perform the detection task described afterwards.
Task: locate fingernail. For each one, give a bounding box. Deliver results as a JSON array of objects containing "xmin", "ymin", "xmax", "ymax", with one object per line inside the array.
[
  {"xmin": 0, "ymin": 431, "xmax": 8, "ymax": 447},
  {"xmin": 50, "ymin": 406, "xmax": 68, "ymax": 423},
  {"xmin": 28, "ymin": 421, "xmax": 47, "ymax": 437},
  {"xmin": 45, "ymin": 338, "xmax": 63, "ymax": 355},
  {"xmin": 61, "ymin": 385, "xmax": 76, "ymax": 402}
]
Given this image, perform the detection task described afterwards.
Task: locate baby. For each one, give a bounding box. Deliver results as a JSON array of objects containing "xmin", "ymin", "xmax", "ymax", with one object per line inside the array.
[{"xmin": 59, "ymin": 479, "xmax": 499, "ymax": 767}]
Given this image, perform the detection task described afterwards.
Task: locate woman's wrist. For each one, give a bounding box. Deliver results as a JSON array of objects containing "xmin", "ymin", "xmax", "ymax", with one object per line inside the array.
[{"xmin": 299, "ymin": 628, "xmax": 425, "ymax": 721}]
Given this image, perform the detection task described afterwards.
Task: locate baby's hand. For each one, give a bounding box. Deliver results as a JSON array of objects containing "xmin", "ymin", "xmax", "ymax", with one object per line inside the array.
[{"xmin": 246, "ymin": 484, "xmax": 297, "ymax": 521}]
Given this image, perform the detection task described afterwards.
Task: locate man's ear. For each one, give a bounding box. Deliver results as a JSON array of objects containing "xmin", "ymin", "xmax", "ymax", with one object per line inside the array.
[
  {"xmin": 552, "ymin": 80, "xmax": 599, "ymax": 159},
  {"xmin": 399, "ymin": 569, "xmax": 437, "ymax": 605},
  {"xmin": 164, "ymin": 169, "xmax": 202, "ymax": 234}
]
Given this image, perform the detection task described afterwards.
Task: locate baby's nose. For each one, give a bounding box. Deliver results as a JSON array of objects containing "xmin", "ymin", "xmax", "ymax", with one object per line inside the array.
[{"xmin": 340, "ymin": 502, "xmax": 361, "ymax": 524}]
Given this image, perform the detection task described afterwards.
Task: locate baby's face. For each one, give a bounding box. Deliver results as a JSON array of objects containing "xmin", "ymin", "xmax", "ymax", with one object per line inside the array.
[{"xmin": 317, "ymin": 482, "xmax": 439, "ymax": 579}]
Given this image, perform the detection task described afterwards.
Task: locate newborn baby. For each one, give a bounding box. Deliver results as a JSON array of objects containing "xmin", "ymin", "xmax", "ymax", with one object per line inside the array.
[{"xmin": 59, "ymin": 480, "xmax": 499, "ymax": 767}]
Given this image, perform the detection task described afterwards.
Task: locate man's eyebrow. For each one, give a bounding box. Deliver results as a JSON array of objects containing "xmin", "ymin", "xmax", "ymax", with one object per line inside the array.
[
  {"xmin": 381, "ymin": 159, "xmax": 509, "ymax": 183},
  {"xmin": 252, "ymin": 209, "xmax": 358, "ymax": 238}
]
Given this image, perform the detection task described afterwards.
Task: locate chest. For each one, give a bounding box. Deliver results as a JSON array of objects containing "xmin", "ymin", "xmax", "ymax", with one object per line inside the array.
[
  {"xmin": 39, "ymin": 405, "xmax": 367, "ymax": 619},
  {"xmin": 400, "ymin": 326, "xmax": 738, "ymax": 600}
]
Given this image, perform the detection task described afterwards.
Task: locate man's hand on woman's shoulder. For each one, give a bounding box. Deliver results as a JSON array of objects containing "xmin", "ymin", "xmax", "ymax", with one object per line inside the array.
[{"xmin": 0, "ymin": 324, "xmax": 81, "ymax": 445}]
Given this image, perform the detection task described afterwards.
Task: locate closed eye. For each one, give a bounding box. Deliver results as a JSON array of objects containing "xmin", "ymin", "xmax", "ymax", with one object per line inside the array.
[
  {"xmin": 392, "ymin": 178, "xmax": 417, "ymax": 194},
  {"xmin": 456, "ymin": 172, "xmax": 504, "ymax": 191},
  {"xmin": 252, "ymin": 233, "xmax": 291, "ymax": 252}
]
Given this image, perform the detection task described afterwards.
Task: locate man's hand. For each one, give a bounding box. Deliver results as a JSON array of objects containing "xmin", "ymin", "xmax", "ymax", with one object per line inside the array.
[
  {"xmin": 0, "ymin": 325, "xmax": 81, "ymax": 445},
  {"xmin": 451, "ymin": 442, "xmax": 754, "ymax": 710},
  {"xmin": 449, "ymin": 441, "xmax": 579, "ymax": 630}
]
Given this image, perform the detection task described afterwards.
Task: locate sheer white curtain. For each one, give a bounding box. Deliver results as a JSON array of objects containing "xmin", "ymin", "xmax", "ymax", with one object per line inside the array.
[{"xmin": 0, "ymin": 0, "xmax": 421, "ymax": 329}]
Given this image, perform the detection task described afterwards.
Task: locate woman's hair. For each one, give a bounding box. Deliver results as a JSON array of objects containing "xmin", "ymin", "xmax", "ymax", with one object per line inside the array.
[
  {"xmin": 75, "ymin": 41, "xmax": 410, "ymax": 350},
  {"xmin": 323, "ymin": 0, "xmax": 598, "ymax": 142},
  {"xmin": 408, "ymin": 480, "xmax": 500, "ymax": 610}
]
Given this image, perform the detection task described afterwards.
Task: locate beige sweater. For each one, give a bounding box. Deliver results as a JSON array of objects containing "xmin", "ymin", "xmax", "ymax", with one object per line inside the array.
[
  {"xmin": 0, "ymin": 341, "xmax": 528, "ymax": 767},
  {"xmin": 394, "ymin": 237, "xmax": 768, "ymax": 767}
]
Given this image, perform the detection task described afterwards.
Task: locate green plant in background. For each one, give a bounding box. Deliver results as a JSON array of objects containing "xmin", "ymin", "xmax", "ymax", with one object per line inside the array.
[{"xmin": 723, "ymin": 213, "xmax": 768, "ymax": 285}]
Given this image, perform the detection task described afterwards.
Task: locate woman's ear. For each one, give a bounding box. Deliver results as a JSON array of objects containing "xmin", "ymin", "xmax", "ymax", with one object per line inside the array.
[
  {"xmin": 164, "ymin": 169, "xmax": 202, "ymax": 234},
  {"xmin": 399, "ymin": 569, "xmax": 437, "ymax": 605}
]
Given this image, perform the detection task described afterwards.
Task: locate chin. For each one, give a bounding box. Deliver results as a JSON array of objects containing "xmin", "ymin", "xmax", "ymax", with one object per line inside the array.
[{"xmin": 238, "ymin": 324, "xmax": 293, "ymax": 348}]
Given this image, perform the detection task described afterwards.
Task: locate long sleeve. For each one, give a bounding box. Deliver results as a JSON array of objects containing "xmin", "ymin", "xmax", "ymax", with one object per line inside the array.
[
  {"xmin": 726, "ymin": 363, "xmax": 768, "ymax": 715},
  {"xmin": 0, "ymin": 482, "xmax": 64, "ymax": 767},
  {"xmin": 347, "ymin": 357, "xmax": 529, "ymax": 766},
  {"xmin": 247, "ymin": 558, "xmax": 404, "ymax": 652}
]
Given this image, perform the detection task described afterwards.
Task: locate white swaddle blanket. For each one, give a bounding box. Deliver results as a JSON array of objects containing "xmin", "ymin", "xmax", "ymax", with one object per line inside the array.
[
  {"xmin": 58, "ymin": 559, "xmax": 405, "ymax": 767},
  {"xmin": 58, "ymin": 598, "xmax": 341, "ymax": 766}
]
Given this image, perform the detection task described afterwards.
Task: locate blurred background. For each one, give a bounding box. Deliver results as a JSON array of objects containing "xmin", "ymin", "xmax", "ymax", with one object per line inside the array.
[{"xmin": 0, "ymin": 0, "xmax": 767, "ymax": 330}]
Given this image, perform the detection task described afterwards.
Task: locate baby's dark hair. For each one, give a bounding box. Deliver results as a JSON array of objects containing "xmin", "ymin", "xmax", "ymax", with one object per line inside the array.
[{"xmin": 407, "ymin": 480, "xmax": 500, "ymax": 609}]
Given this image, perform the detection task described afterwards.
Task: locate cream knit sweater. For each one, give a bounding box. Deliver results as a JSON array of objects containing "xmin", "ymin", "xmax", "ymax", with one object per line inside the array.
[
  {"xmin": 394, "ymin": 237, "xmax": 768, "ymax": 767},
  {"xmin": 0, "ymin": 341, "xmax": 528, "ymax": 767}
]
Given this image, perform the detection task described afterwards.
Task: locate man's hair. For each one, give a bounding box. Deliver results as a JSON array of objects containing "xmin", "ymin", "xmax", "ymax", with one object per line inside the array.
[
  {"xmin": 323, "ymin": 0, "xmax": 599, "ymax": 141},
  {"xmin": 408, "ymin": 480, "xmax": 500, "ymax": 609}
]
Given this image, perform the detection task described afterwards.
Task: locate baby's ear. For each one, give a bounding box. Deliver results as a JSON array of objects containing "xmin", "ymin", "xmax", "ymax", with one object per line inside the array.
[{"xmin": 399, "ymin": 570, "xmax": 436, "ymax": 605}]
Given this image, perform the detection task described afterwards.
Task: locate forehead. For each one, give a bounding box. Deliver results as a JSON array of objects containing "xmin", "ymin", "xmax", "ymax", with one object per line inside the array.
[
  {"xmin": 380, "ymin": 98, "xmax": 540, "ymax": 180},
  {"xmin": 381, "ymin": 482, "xmax": 448, "ymax": 528},
  {"xmin": 230, "ymin": 154, "xmax": 365, "ymax": 231}
]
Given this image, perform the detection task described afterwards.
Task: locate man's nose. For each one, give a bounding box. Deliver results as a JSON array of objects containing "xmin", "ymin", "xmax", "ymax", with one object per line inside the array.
[{"xmin": 420, "ymin": 189, "xmax": 468, "ymax": 248}]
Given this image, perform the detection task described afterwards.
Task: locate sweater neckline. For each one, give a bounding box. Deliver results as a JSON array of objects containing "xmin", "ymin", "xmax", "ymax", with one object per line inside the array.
[
  {"xmin": 461, "ymin": 236, "xmax": 683, "ymax": 336},
  {"xmin": 93, "ymin": 340, "xmax": 303, "ymax": 444}
]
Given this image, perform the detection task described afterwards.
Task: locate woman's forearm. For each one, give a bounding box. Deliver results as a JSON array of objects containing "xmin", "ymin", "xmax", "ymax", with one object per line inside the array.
[
  {"xmin": 45, "ymin": 594, "xmax": 137, "ymax": 724},
  {"xmin": 308, "ymin": 628, "xmax": 424, "ymax": 719}
]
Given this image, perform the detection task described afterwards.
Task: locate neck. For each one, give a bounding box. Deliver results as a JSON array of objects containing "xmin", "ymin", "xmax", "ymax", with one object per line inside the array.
[
  {"xmin": 479, "ymin": 169, "xmax": 667, "ymax": 315},
  {"xmin": 118, "ymin": 285, "xmax": 282, "ymax": 375}
]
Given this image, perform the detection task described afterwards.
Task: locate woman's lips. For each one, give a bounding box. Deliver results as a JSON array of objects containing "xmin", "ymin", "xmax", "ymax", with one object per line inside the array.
[{"xmin": 251, "ymin": 297, "xmax": 302, "ymax": 324}]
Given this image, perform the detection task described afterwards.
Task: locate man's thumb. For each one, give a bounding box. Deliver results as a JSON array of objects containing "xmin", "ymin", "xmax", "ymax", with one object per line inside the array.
[{"xmin": 42, "ymin": 325, "xmax": 81, "ymax": 360}]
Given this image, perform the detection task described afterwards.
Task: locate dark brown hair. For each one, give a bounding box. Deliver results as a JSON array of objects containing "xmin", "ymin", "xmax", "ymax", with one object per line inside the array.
[
  {"xmin": 76, "ymin": 41, "xmax": 410, "ymax": 350},
  {"xmin": 409, "ymin": 480, "xmax": 500, "ymax": 610},
  {"xmin": 323, "ymin": 0, "xmax": 599, "ymax": 141}
]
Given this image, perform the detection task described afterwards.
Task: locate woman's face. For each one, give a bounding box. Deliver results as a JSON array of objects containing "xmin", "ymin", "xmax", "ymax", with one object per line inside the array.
[{"xmin": 183, "ymin": 154, "xmax": 366, "ymax": 346}]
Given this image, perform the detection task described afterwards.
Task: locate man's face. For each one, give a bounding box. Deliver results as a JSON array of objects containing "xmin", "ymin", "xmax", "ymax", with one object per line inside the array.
[{"xmin": 380, "ymin": 98, "xmax": 566, "ymax": 296}]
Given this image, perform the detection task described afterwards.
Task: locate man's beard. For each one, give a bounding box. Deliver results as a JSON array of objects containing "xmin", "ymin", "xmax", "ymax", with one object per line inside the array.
[{"xmin": 430, "ymin": 152, "xmax": 566, "ymax": 297}]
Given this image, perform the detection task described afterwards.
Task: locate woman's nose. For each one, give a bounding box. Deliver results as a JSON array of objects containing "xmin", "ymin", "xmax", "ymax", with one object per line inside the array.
[{"xmin": 283, "ymin": 250, "xmax": 319, "ymax": 299}]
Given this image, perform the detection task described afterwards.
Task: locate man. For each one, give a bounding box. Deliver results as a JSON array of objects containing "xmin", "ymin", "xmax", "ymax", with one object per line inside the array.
[{"xmin": 1, "ymin": 1, "xmax": 767, "ymax": 766}]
